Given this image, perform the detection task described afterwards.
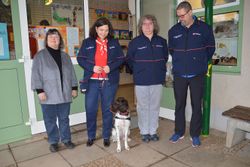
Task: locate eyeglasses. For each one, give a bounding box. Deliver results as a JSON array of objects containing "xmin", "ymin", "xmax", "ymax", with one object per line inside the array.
[{"xmin": 176, "ymin": 10, "xmax": 190, "ymax": 18}]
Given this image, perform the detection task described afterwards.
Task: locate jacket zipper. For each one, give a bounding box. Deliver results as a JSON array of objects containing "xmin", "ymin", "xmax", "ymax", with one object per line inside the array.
[{"xmin": 184, "ymin": 28, "xmax": 189, "ymax": 76}]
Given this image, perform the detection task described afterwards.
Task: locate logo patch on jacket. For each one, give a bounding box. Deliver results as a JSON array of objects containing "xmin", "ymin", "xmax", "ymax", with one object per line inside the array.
[
  {"xmin": 109, "ymin": 46, "xmax": 116, "ymax": 49},
  {"xmin": 155, "ymin": 44, "xmax": 163, "ymax": 48},
  {"xmin": 86, "ymin": 46, "xmax": 94, "ymax": 50},
  {"xmin": 137, "ymin": 46, "xmax": 147, "ymax": 50},
  {"xmin": 173, "ymin": 34, "xmax": 183, "ymax": 39},
  {"xmin": 192, "ymin": 33, "xmax": 201, "ymax": 36}
]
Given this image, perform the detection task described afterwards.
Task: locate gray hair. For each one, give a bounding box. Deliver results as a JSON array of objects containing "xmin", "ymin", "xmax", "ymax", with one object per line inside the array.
[
  {"xmin": 176, "ymin": 1, "xmax": 192, "ymax": 11},
  {"xmin": 138, "ymin": 14, "xmax": 159, "ymax": 35}
]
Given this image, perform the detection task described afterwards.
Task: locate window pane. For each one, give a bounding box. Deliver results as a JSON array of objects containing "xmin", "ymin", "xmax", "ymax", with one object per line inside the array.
[
  {"xmin": 26, "ymin": 0, "xmax": 84, "ymax": 59},
  {"xmin": 212, "ymin": 12, "xmax": 239, "ymax": 66},
  {"xmin": 0, "ymin": 1, "xmax": 16, "ymax": 60},
  {"xmin": 186, "ymin": 0, "xmax": 237, "ymax": 10}
]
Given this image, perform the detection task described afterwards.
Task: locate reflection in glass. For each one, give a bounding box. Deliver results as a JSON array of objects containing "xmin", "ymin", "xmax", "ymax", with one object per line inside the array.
[
  {"xmin": 0, "ymin": 1, "xmax": 16, "ymax": 60},
  {"xmin": 186, "ymin": 0, "xmax": 237, "ymax": 10},
  {"xmin": 199, "ymin": 12, "xmax": 239, "ymax": 66},
  {"xmin": 26, "ymin": 0, "xmax": 84, "ymax": 59}
]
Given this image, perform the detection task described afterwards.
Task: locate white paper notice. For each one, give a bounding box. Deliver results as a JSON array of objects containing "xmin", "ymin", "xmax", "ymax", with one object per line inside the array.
[
  {"xmin": 0, "ymin": 37, "xmax": 4, "ymax": 56},
  {"xmin": 68, "ymin": 45, "xmax": 74, "ymax": 57},
  {"xmin": 67, "ymin": 27, "xmax": 79, "ymax": 46}
]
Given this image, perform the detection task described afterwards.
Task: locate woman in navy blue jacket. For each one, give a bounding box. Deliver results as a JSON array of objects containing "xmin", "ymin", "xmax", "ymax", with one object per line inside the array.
[
  {"xmin": 77, "ymin": 17, "xmax": 125, "ymax": 147},
  {"xmin": 127, "ymin": 15, "xmax": 168, "ymax": 142}
]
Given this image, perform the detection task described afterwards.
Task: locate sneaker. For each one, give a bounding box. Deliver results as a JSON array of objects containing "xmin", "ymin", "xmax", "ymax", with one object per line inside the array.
[
  {"xmin": 169, "ymin": 133, "xmax": 184, "ymax": 143},
  {"xmin": 141, "ymin": 134, "xmax": 150, "ymax": 143},
  {"xmin": 49, "ymin": 143, "xmax": 59, "ymax": 152},
  {"xmin": 64, "ymin": 141, "xmax": 75, "ymax": 149},
  {"xmin": 191, "ymin": 136, "xmax": 201, "ymax": 147},
  {"xmin": 150, "ymin": 134, "xmax": 159, "ymax": 141}
]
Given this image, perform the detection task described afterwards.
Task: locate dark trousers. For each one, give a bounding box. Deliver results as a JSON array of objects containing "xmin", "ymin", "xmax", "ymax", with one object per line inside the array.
[
  {"xmin": 85, "ymin": 79, "xmax": 118, "ymax": 140},
  {"xmin": 41, "ymin": 103, "xmax": 71, "ymax": 144},
  {"xmin": 173, "ymin": 74, "xmax": 205, "ymax": 137}
]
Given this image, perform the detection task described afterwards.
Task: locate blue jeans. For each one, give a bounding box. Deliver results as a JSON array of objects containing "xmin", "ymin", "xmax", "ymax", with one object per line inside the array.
[
  {"xmin": 41, "ymin": 103, "xmax": 71, "ymax": 144},
  {"xmin": 85, "ymin": 79, "xmax": 118, "ymax": 140}
]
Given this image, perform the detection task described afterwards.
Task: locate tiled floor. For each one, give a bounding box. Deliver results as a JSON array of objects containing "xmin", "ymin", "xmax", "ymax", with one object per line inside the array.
[{"xmin": 0, "ymin": 118, "xmax": 250, "ymax": 167}]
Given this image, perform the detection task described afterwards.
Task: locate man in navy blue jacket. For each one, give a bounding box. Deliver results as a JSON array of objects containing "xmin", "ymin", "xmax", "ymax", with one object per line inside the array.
[{"xmin": 168, "ymin": 1, "xmax": 215, "ymax": 147}]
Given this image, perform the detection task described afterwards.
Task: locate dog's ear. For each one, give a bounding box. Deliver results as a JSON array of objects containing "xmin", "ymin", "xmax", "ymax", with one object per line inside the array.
[{"xmin": 111, "ymin": 101, "xmax": 119, "ymax": 113}]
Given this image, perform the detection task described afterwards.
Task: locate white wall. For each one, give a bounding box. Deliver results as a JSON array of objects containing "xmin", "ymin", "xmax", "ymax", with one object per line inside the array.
[{"xmin": 141, "ymin": 0, "xmax": 175, "ymax": 39}]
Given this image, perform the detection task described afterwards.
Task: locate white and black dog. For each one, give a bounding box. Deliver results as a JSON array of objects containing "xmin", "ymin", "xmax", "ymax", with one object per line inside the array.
[{"xmin": 111, "ymin": 97, "xmax": 131, "ymax": 152}]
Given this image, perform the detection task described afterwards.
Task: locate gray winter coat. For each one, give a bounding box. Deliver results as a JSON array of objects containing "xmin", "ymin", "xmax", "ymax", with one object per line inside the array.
[{"xmin": 31, "ymin": 48, "xmax": 78, "ymax": 104}]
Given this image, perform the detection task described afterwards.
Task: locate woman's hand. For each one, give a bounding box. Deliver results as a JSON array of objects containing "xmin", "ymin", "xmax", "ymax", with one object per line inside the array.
[
  {"xmin": 93, "ymin": 66, "xmax": 103, "ymax": 73},
  {"xmin": 38, "ymin": 92, "xmax": 47, "ymax": 101},
  {"xmin": 72, "ymin": 90, "xmax": 78, "ymax": 98},
  {"xmin": 103, "ymin": 65, "xmax": 110, "ymax": 73}
]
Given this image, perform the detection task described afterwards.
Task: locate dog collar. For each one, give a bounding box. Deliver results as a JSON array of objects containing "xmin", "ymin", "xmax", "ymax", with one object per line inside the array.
[{"xmin": 115, "ymin": 116, "xmax": 131, "ymax": 120}]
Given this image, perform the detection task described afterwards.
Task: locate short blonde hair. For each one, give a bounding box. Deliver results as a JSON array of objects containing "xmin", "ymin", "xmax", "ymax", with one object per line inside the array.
[{"xmin": 138, "ymin": 15, "xmax": 159, "ymax": 35}]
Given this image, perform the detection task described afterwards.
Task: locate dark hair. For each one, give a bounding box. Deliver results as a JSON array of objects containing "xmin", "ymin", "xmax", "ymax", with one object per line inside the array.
[
  {"xmin": 138, "ymin": 15, "xmax": 159, "ymax": 35},
  {"xmin": 111, "ymin": 97, "xmax": 129, "ymax": 113},
  {"xmin": 39, "ymin": 19, "xmax": 50, "ymax": 26},
  {"xmin": 176, "ymin": 1, "xmax": 192, "ymax": 11},
  {"xmin": 45, "ymin": 29, "xmax": 64, "ymax": 49},
  {"xmin": 89, "ymin": 17, "xmax": 114, "ymax": 39}
]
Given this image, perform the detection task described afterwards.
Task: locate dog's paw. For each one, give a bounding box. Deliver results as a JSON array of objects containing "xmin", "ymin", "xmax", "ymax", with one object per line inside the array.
[
  {"xmin": 116, "ymin": 147, "xmax": 121, "ymax": 153},
  {"xmin": 125, "ymin": 146, "xmax": 130, "ymax": 151}
]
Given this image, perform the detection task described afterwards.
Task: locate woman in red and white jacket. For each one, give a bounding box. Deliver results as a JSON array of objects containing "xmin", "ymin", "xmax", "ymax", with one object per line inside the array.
[{"xmin": 77, "ymin": 17, "xmax": 125, "ymax": 147}]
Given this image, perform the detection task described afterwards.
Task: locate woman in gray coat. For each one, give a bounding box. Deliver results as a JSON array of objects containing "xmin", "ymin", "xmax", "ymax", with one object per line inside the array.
[{"xmin": 31, "ymin": 29, "xmax": 78, "ymax": 152}]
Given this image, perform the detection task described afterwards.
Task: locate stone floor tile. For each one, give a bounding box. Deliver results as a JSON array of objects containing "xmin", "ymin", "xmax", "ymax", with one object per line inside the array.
[
  {"xmin": 216, "ymin": 157, "xmax": 250, "ymax": 167},
  {"xmin": 71, "ymin": 131, "xmax": 88, "ymax": 145},
  {"xmin": 146, "ymin": 131, "xmax": 191, "ymax": 156},
  {"xmin": 0, "ymin": 144, "xmax": 8, "ymax": 151},
  {"xmin": 234, "ymin": 141, "xmax": 250, "ymax": 164},
  {"xmin": 59, "ymin": 144, "xmax": 109, "ymax": 166},
  {"xmin": 114, "ymin": 144, "xmax": 165, "ymax": 167},
  {"xmin": 172, "ymin": 137, "xmax": 227, "ymax": 167},
  {"xmin": 80, "ymin": 155, "xmax": 128, "ymax": 167},
  {"xmin": 158, "ymin": 118, "xmax": 175, "ymax": 133},
  {"xmin": 95, "ymin": 137, "xmax": 139, "ymax": 154},
  {"xmin": 11, "ymin": 140, "xmax": 51, "ymax": 162},
  {"xmin": 0, "ymin": 149, "xmax": 16, "ymax": 167},
  {"xmin": 18, "ymin": 153, "xmax": 70, "ymax": 167},
  {"xmin": 72, "ymin": 123, "xmax": 87, "ymax": 132},
  {"xmin": 151, "ymin": 158, "xmax": 189, "ymax": 167}
]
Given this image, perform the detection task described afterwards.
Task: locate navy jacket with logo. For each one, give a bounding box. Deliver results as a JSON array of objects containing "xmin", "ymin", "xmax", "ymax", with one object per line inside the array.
[
  {"xmin": 127, "ymin": 34, "xmax": 168, "ymax": 85},
  {"xmin": 77, "ymin": 37, "xmax": 125, "ymax": 90},
  {"xmin": 168, "ymin": 18, "xmax": 215, "ymax": 76}
]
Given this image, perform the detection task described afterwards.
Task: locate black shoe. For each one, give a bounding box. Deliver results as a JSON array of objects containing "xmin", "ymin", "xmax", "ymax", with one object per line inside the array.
[
  {"xmin": 64, "ymin": 141, "xmax": 75, "ymax": 149},
  {"xmin": 86, "ymin": 139, "xmax": 95, "ymax": 147},
  {"xmin": 141, "ymin": 134, "xmax": 150, "ymax": 143},
  {"xmin": 49, "ymin": 144, "xmax": 59, "ymax": 152},
  {"xmin": 103, "ymin": 139, "xmax": 110, "ymax": 147},
  {"xmin": 150, "ymin": 134, "xmax": 159, "ymax": 141}
]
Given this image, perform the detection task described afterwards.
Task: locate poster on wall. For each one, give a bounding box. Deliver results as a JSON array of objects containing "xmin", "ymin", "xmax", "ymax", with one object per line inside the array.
[
  {"xmin": 66, "ymin": 27, "xmax": 79, "ymax": 57},
  {"xmin": 0, "ymin": 23, "xmax": 10, "ymax": 60},
  {"xmin": 29, "ymin": 26, "xmax": 80, "ymax": 58},
  {"xmin": 51, "ymin": 3, "xmax": 83, "ymax": 27}
]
